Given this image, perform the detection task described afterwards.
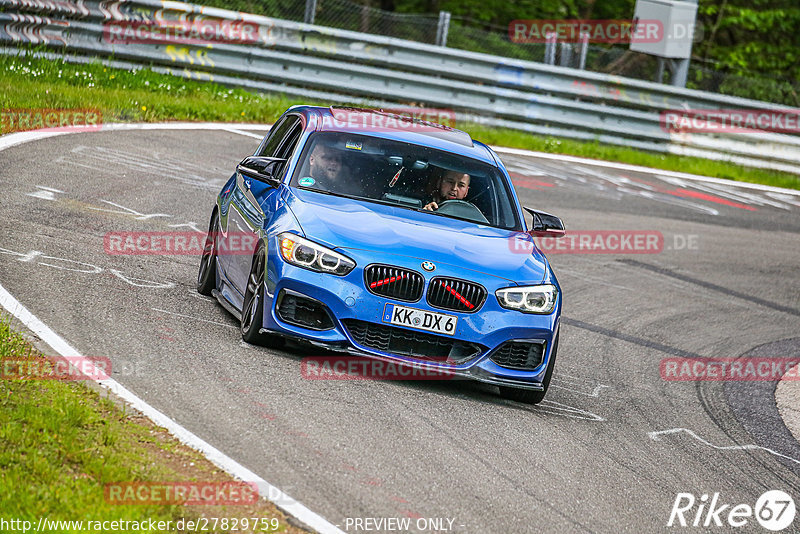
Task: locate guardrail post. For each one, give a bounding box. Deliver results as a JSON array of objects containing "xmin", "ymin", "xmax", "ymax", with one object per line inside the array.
[
  {"xmin": 436, "ymin": 11, "xmax": 450, "ymax": 46},
  {"xmin": 670, "ymin": 58, "xmax": 689, "ymax": 88},
  {"xmin": 544, "ymin": 32, "xmax": 557, "ymax": 65},
  {"xmin": 304, "ymin": 0, "xmax": 317, "ymax": 24},
  {"xmin": 578, "ymin": 32, "xmax": 589, "ymax": 70},
  {"xmin": 656, "ymin": 58, "xmax": 665, "ymax": 83},
  {"xmin": 559, "ymin": 42, "xmax": 572, "ymax": 68}
]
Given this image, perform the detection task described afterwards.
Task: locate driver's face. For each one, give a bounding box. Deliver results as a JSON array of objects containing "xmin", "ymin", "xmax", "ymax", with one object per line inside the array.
[
  {"xmin": 439, "ymin": 173, "xmax": 470, "ymax": 200},
  {"xmin": 309, "ymin": 146, "xmax": 342, "ymax": 181}
]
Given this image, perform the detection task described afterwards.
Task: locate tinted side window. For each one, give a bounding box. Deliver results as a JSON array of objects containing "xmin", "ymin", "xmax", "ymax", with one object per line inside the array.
[
  {"xmin": 272, "ymin": 122, "xmax": 303, "ymax": 178},
  {"xmin": 256, "ymin": 116, "xmax": 296, "ymax": 157},
  {"xmin": 275, "ymin": 123, "xmax": 302, "ymax": 160}
]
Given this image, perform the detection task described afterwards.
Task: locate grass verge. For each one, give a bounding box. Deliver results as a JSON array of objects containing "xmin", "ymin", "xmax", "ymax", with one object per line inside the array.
[
  {"xmin": 0, "ymin": 316, "xmax": 308, "ymax": 533},
  {"xmin": 1, "ymin": 52, "xmax": 798, "ymax": 191}
]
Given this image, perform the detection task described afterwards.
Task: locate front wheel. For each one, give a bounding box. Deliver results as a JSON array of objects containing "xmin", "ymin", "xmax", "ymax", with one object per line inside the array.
[
  {"xmin": 499, "ymin": 333, "xmax": 559, "ymax": 405},
  {"xmin": 241, "ymin": 246, "xmax": 284, "ymax": 349}
]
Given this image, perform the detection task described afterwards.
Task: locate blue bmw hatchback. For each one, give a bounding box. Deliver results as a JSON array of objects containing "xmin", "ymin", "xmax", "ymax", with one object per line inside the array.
[{"xmin": 198, "ymin": 106, "xmax": 565, "ymax": 404}]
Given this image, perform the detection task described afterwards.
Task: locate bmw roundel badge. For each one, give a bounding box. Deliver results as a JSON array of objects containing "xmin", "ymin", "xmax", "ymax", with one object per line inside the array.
[{"xmin": 422, "ymin": 261, "xmax": 436, "ymax": 272}]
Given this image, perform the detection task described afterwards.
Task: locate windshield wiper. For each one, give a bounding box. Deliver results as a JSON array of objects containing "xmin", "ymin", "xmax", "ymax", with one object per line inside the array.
[
  {"xmin": 298, "ymin": 186, "xmax": 494, "ymax": 226},
  {"xmin": 296, "ymin": 186, "xmax": 401, "ymax": 208},
  {"xmin": 417, "ymin": 207, "xmax": 487, "ymax": 226}
]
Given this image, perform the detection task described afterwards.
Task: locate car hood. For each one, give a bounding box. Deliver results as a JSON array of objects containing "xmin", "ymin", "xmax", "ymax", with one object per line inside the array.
[{"xmin": 285, "ymin": 188, "xmax": 547, "ymax": 284}]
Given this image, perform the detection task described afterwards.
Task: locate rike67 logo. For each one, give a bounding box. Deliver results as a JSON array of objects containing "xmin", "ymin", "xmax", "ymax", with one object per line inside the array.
[{"xmin": 668, "ymin": 491, "xmax": 796, "ymax": 531}]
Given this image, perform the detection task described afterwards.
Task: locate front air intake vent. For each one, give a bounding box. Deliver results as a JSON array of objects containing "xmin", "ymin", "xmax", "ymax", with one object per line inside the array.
[
  {"xmin": 490, "ymin": 341, "xmax": 546, "ymax": 370},
  {"xmin": 342, "ymin": 319, "xmax": 483, "ymax": 364}
]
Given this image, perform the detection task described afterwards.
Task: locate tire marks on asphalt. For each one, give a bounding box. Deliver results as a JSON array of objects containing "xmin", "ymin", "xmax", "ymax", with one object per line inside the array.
[
  {"xmin": 151, "ymin": 307, "xmax": 238, "ymax": 329},
  {"xmin": 618, "ymin": 259, "xmax": 800, "ymax": 317},
  {"xmin": 562, "ymin": 316, "xmax": 702, "ymax": 359}
]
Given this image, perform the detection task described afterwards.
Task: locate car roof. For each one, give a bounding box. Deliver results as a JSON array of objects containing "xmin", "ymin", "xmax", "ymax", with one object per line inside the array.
[{"xmin": 287, "ymin": 105, "xmax": 498, "ymax": 165}]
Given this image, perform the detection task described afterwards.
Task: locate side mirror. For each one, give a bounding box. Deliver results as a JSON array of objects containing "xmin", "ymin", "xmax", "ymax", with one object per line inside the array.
[
  {"xmin": 237, "ymin": 156, "xmax": 286, "ymax": 188},
  {"xmin": 523, "ymin": 207, "xmax": 566, "ymax": 238}
]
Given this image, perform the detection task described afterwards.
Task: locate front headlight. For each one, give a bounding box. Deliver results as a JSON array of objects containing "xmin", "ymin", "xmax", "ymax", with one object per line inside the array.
[
  {"xmin": 496, "ymin": 284, "xmax": 558, "ymax": 314},
  {"xmin": 278, "ymin": 233, "xmax": 355, "ymax": 276}
]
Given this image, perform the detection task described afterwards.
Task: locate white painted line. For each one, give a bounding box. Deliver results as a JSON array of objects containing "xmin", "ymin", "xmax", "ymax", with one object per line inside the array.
[
  {"xmin": 0, "ymin": 129, "xmax": 77, "ymax": 152},
  {"xmin": 0, "ymin": 122, "xmax": 272, "ymax": 152},
  {"xmin": 0, "ymin": 281, "xmax": 345, "ymax": 534},
  {"xmin": 648, "ymin": 427, "xmax": 800, "ymax": 465},
  {"xmin": 223, "ymin": 128, "xmax": 265, "ymax": 139},
  {"xmin": 491, "ymin": 146, "xmax": 800, "ymax": 196},
  {"xmin": 101, "ymin": 122, "xmax": 273, "ymax": 131}
]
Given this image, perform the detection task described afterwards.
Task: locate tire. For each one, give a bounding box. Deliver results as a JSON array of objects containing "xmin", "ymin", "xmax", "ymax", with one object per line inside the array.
[
  {"xmin": 197, "ymin": 210, "xmax": 219, "ymax": 296},
  {"xmin": 241, "ymin": 245, "xmax": 284, "ymax": 348},
  {"xmin": 499, "ymin": 332, "xmax": 559, "ymax": 405}
]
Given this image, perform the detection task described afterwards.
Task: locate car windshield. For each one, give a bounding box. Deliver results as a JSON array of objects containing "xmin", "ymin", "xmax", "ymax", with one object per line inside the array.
[{"xmin": 290, "ymin": 132, "xmax": 521, "ymax": 230}]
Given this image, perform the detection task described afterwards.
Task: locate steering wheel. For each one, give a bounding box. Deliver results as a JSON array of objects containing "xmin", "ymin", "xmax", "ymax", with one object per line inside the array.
[{"xmin": 436, "ymin": 200, "xmax": 489, "ymax": 224}]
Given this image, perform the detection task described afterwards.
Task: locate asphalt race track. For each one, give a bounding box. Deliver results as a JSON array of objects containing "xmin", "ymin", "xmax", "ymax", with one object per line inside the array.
[{"xmin": 2, "ymin": 127, "xmax": 799, "ymax": 533}]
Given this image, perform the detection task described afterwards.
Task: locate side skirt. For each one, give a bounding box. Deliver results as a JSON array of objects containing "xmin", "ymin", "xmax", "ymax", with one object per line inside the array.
[{"xmin": 212, "ymin": 289, "xmax": 242, "ymax": 321}]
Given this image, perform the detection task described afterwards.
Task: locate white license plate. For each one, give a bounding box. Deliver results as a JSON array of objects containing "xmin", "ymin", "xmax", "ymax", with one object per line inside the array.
[{"xmin": 382, "ymin": 303, "xmax": 457, "ymax": 336}]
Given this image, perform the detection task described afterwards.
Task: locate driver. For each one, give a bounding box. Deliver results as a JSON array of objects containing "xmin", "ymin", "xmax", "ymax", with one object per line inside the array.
[{"xmin": 423, "ymin": 170, "xmax": 470, "ymax": 211}]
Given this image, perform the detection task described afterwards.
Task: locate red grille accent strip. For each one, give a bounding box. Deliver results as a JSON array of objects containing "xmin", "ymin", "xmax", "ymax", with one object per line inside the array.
[
  {"xmin": 439, "ymin": 281, "xmax": 474, "ymax": 309},
  {"xmin": 370, "ymin": 274, "xmax": 407, "ymax": 289}
]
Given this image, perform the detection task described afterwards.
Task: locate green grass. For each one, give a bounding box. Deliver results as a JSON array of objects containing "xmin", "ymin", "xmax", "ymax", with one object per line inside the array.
[
  {"xmin": 0, "ymin": 317, "xmax": 299, "ymax": 533},
  {"xmin": 1, "ymin": 52, "xmax": 798, "ymax": 191},
  {"xmin": 0, "ymin": 54, "xmax": 300, "ymax": 124}
]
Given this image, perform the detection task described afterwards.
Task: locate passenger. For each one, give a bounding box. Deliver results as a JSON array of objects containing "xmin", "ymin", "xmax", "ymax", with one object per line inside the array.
[
  {"xmin": 298, "ymin": 143, "xmax": 368, "ymax": 197},
  {"xmin": 301, "ymin": 143, "xmax": 365, "ymax": 196},
  {"xmin": 306, "ymin": 144, "xmax": 345, "ymax": 186},
  {"xmin": 423, "ymin": 170, "xmax": 470, "ymax": 211}
]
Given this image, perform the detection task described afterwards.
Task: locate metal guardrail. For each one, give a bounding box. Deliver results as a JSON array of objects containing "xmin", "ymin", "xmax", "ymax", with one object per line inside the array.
[{"xmin": 2, "ymin": 0, "xmax": 799, "ymax": 174}]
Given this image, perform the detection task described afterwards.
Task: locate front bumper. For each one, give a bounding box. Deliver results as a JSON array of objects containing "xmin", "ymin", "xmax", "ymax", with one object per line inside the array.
[{"xmin": 260, "ymin": 240, "xmax": 561, "ymax": 389}]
